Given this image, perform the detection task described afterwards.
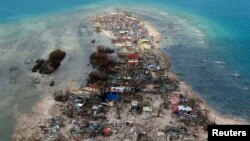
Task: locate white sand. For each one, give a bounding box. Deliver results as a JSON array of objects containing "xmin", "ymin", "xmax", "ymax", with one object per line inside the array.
[{"xmin": 13, "ymin": 96, "xmax": 55, "ymax": 140}]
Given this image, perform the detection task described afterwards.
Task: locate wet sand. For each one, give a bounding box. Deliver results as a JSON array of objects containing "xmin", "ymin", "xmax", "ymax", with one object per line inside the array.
[
  {"xmin": 0, "ymin": 8, "xmax": 98, "ymax": 140},
  {"xmin": 0, "ymin": 7, "xmax": 200, "ymax": 140},
  {"xmin": 13, "ymin": 12, "xmax": 248, "ymax": 141}
]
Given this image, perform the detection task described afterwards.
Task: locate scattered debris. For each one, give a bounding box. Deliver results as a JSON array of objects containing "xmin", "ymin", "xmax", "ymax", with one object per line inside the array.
[
  {"xmin": 53, "ymin": 90, "xmax": 69, "ymax": 102},
  {"xmin": 14, "ymin": 11, "xmax": 209, "ymax": 141},
  {"xmin": 32, "ymin": 78, "xmax": 41, "ymax": 84}
]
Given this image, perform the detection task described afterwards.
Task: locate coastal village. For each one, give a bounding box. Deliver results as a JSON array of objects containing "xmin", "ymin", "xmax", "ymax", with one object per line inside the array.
[{"xmin": 14, "ymin": 12, "xmax": 213, "ymax": 141}]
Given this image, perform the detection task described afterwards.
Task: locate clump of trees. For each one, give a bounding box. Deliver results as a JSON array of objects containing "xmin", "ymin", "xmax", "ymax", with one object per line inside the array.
[
  {"xmin": 48, "ymin": 49, "xmax": 66, "ymax": 69},
  {"xmin": 89, "ymin": 46, "xmax": 115, "ymax": 69},
  {"xmin": 31, "ymin": 59, "xmax": 45, "ymax": 72},
  {"xmin": 31, "ymin": 49, "xmax": 66, "ymax": 74},
  {"xmin": 96, "ymin": 45, "xmax": 114, "ymax": 54},
  {"xmin": 49, "ymin": 49, "xmax": 66, "ymax": 64},
  {"xmin": 89, "ymin": 52, "xmax": 108, "ymax": 68},
  {"xmin": 88, "ymin": 71, "xmax": 109, "ymax": 82}
]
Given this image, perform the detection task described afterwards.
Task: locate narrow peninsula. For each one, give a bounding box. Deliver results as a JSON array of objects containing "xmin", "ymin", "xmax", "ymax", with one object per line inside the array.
[{"xmin": 13, "ymin": 11, "xmax": 246, "ymax": 141}]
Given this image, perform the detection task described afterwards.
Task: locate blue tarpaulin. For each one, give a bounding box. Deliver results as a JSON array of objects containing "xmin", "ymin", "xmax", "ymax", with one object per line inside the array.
[
  {"xmin": 105, "ymin": 92, "xmax": 120, "ymax": 101},
  {"xmin": 148, "ymin": 64, "xmax": 156, "ymax": 69}
]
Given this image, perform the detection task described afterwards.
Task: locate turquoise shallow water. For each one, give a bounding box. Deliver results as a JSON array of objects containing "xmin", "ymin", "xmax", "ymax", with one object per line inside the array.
[{"xmin": 0, "ymin": 0, "xmax": 250, "ymax": 140}]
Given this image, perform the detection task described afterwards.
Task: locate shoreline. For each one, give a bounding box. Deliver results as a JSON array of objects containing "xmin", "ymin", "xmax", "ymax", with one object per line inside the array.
[
  {"xmin": 116, "ymin": 20, "xmax": 248, "ymax": 125},
  {"xmin": 178, "ymin": 81, "xmax": 248, "ymax": 125},
  {"xmin": 163, "ymin": 68, "xmax": 248, "ymax": 125},
  {"xmin": 153, "ymin": 44, "xmax": 248, "ymax": 125},
  {"xmin": 13, "ymin": 11, "xmax": 248, "ymax": 140}
]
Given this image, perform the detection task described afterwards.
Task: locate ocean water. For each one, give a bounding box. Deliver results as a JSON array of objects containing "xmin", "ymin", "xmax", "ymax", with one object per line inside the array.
[{"xmin": 0, "ymin": 0, "xmax": 250, "ymax": 140}]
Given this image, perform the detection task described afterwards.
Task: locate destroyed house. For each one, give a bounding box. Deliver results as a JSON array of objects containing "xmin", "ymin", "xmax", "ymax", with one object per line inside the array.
[
  {"xmin": 127, "ymin": 53, "xmax": 140, "ymax": 65},
  {"xmin": 119, "ymin": 30, "xmax": 128, "ymax": 35},
  {"xmin": 103, "ymin": 92, "xmax": 120, "ymax": 101},
  {"xmin": 128, "ymin": 59, "xmax": 139, "ymax": 64},
  {"xmin": 82, "ymin": 87, "xmax": 99, "ymax": 92},
  {"xmin": 119, "ymin": 48, "xmax": 134, "ymax": 54},
  {"xmin": 110, "ymin": 86, "xmax": 125, "ymax": 93},
  {"xmin": 124, "ymin": 86, "xmax": 134, "ymax": 92},
  {"xmin": 127, "ymin": 53, "xmax": 140, "ymax": 60},
  {"xmin": 109, "ymin": 85, "xmax": 134, "ymax": 93}
]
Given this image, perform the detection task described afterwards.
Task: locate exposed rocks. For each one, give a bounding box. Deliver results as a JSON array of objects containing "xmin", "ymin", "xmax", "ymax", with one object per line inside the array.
[
  {"xmin": 91, "ymin": 39, "xmax": 96, "ymax": 44},
  {"xmin": 50, "ymin": 81, "xmax": 55, "ymax": 87}
]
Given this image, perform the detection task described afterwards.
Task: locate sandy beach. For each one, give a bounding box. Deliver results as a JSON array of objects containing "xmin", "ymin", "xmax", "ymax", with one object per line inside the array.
[
  {"xmin": 12, "ymin": 11, "xmax": 248, "ymax": 141},
  {"xmin": 178, "ymin": 82, "xmax": 248, "ymax": 125},
  {"xmin": 96, "ymin": 12, "xmax": 250, "ymax": 128}
]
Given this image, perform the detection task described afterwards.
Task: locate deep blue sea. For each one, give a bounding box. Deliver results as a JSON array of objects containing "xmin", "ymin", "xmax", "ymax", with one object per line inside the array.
[{"xmin": 0, "ymin": 0, "xmax": 249, "ymax": 140}]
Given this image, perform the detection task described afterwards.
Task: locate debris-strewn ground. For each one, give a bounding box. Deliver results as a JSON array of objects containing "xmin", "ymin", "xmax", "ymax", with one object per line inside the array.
[{"xmin": 13, "ymin": 11, "xmax": 245, "ymax": 141}]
